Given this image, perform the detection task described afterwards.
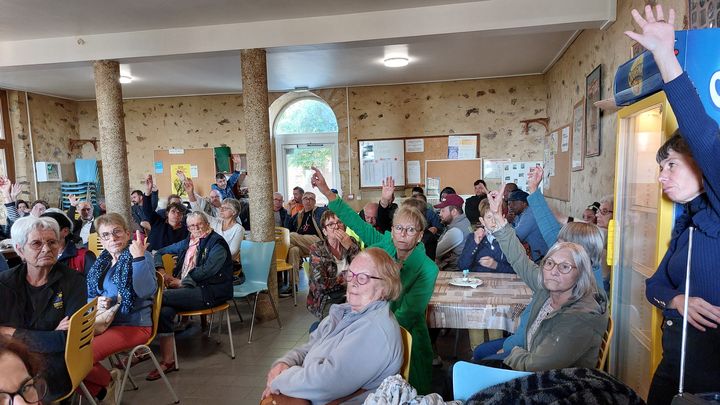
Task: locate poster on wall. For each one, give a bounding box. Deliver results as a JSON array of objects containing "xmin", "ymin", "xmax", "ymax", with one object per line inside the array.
[
  {"xmin": 572, "ymin": 98, "xmax": 585, "ymax": 171},
  {"xmin": 359, "ymin": 139, "xmax": 406, "ymax": 187},
  {"xmin": 170, "ymin": 163, "xmax": 192, "ymax": 198},
  {"xmin": 447, "ymin": 135, "xmax": 477, "ymax": 159},
  {"xmin": 585, "ymin": 66, "xmax": 602, "ymax": 157},
  {"xmin": 501, "ymin": 161, "xmax": 543, "ymax": 192}
]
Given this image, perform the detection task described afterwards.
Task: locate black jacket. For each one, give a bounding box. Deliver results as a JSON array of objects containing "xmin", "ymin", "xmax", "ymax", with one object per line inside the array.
[{"xmin": 67, "ymin": 206, "xmax": 96, "ymax": 241}]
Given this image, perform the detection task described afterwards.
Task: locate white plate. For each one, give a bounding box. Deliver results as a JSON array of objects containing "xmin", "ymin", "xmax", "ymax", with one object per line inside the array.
[{"xmin": 449, "ymin": 277, "xmax": 483, "ymax": 288}]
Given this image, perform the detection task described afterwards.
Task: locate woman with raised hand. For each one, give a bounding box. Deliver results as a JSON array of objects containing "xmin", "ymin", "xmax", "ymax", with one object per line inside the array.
[
  {"xmin": 310, "ymin": 167, "xmax": 438, "ymax": 394},
  {"xmin": 626, "ymin": 5, "xmax": 720, "ymax": 403}
]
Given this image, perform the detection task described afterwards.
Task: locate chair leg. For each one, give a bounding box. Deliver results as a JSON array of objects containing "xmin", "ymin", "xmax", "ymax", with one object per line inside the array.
[
  {"xmin": 291, "ymin": 266, "xmax": 297, "ymax": 306},
  {"xmin": 232, "ymin": 299, "xmax": 244, "ymax": 323},
  {"xmin": 79, "ymin": 382, "xmax": 98, "ymax": 405},
  {"xmin": 248, "ymin": 292, "xmax": 260, "ymax": 343},
  {"xmin": 145, "ymin": 347, "xmax": 180, "ymax": 404},
  {"xmin": 215, "ymin": 312, "xmax": 222, "ymax": 344},
  {"xmin": 225, "ymin": 309, "xmax": 235, "ymax": 359},
  {"xmin": 173, "ymin": 336, "xmax": 180, "ymax": 371},
  {"xmin": 208, "ymin": 313, "xmax": 215, "ymax": 338},
  {"xmin": 267, "ymin": 290, "xmax": 282, "ymax": 329}
]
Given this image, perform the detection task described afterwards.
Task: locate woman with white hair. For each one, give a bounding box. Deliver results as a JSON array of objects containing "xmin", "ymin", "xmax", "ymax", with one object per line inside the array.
[{"xmin": 0, "ymin": 216, "xmax": 87, "ymax": 401}]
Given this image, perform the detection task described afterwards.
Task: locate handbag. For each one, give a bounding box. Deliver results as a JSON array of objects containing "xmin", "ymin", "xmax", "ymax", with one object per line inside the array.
[{"xmin": 94, "ymin": 295, "xmax": 121, "ymax": 336}]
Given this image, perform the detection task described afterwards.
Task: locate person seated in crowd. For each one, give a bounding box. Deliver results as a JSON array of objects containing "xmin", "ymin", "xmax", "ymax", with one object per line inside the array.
[
  {"xmin": 211, "ymin": 155, "xmax": 245, "ymax": 200},
  {"xmin": 185, "ymin": 179, "xmax": 244, "ymax": 262},
  {"xmin": 465, "ymin": 179, "xmax": 489, "ymax": 225},
  {"xmin": 475, "ymin": 188, "xmax": 607, "ymax": 371},
  {"xmin": 307, "ymin": 211, "xmax": 360, "ymax": 319},
  {"xmin": 0, "ymin": 216, "xmax": 87, "ymax": 401},
  {"xmin": 151, "ymin": 193, "xmax": 182, "ymax": 219},
  {"xmin": 83, "ymin": 214, "xmax": 157, "ymax": 402},
  {"xmin": 41, "ymin": 210, "xmax": 96, "ymax": 275},
  {"xmin": 286, "ymin": 186, "xmax": 305, "ymax": 217},
  {"xmin": 0, "ymin": 178, "xmax": 47, "ymax": 234},
  {"xmin": 143, "ymin": 175, "xmax": 189, "ymax": 250},
  {"xmin": 595, "ymin": 195, "xmax": 613, "ymax": 231},
  {"xmin": 273, "ymin": 192, "xmax": 290, "ymax": 227},
  {"xmin": 359, "ymin": 202, "xmax": 380, "ymax": 231},
  {"xmin": 263, "ymin": 248, "xmax": 403, "ymax": 404},
  {"xmin": 507, "ymin": 189, "xmax": 548, "ymax": 262},
  {"xmin": 412, "ymin": 193, "xmax": 443, "ymax": 235},
  {"xmin": 458, "ymin": 199, "xmax": 514, "ymax": 273},
  {"xmin": 284, "ymin": 191, "xmax": 327, "ymax": 297},
  {"xmin": 187, "ymin": 185, "xmax": 223, "ymax": 219},
  {"xmin": 583, "ymin": 202, "xmax": 600, "ymax": 224},
  {"xmin": 16, "ymin": 199, "xmax": 30, "ymax": 217},
  {"xmin": 0, "ymin": 336, "xmax": 49, "ymax": 405},
  {"xmin": 502, "ymin": 182, "xmax": 519, "ymax": 223},
  {"xmin": 312, "ymin": 168, "xmax": 437, "ymax": 394},
  {"xmin": 411, "ymin": 186, "xmax": 424, "ymax": 197},
  {"xmin": 151, "ymin": 211, "xmax": 234, "ymax": 380},
  {"xmin": 626, "ymin": 6, "xmax": 720, "ymax": 401},
  {"xmin": 130, "ymin": 189, "xmax": 151, "ymax": 233},
  {"xmin": 66, "ymin": 195, "xmax": 96, "ymax": 246},
  {"xmin": 434, "ymin": 194, "xmax": 473, "ymax": 272},
  {"xmin": 439, "ymin": 186, "xmax": 456, "ymax": 202}
]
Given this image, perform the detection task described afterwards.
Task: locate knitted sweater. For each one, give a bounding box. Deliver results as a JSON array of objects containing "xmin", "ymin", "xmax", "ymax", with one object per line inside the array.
[{"xmin": 646, "ymin": 72, "xmax": 720, "ymax": 316}]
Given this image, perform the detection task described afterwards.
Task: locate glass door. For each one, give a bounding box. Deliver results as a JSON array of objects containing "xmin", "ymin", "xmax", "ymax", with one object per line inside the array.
[{"xmin": 277, "ymin": 136, "xmax": 338, "ymax": 206}]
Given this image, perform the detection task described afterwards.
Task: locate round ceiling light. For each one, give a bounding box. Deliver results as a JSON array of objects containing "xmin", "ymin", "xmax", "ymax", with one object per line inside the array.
[
  {"xmin": 383, "ymin": 57, "xmax": 409, "ymax": 68},
  {"xmin": 119, "ymin": 75, "xmax": 133, "ymax": 84}
]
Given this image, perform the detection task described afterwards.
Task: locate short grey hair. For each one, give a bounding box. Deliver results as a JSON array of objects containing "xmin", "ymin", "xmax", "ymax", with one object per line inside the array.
[
  {"xmin": 11, "ymin": 216, "xmax": 60, "ymax": 254},
  {"xmin": 273, "ymin": 192, "xmax": 284, "ymax": 200},
  {"xmin": 186, "ymin": 210, "xmax": 210, "ymax": 226},
  {"xmin": 538, "ymin": 242, "xmax": 597, "ymax": 303},
  {"xmin": 222, "ymin": 198, "xmax": 242, "ymax": 216},
  {"xmin": 599, "ymin": 194, "xmax": 614, "ymax": 209},
  {"xmin": 557, "ymin": 222, "xmax": 604, "ymax": 268}
]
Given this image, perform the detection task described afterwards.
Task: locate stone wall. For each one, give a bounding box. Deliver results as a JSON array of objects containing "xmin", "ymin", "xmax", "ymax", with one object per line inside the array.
[{"xmin": 544, "ymin": 0, "xmax": 688, "ymax": 218}]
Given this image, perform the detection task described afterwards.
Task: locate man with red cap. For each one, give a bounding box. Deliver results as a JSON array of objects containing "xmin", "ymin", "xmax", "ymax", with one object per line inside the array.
[{"xmin": 434, "ymin": 194, "xmax": 473, "ymax": 271}]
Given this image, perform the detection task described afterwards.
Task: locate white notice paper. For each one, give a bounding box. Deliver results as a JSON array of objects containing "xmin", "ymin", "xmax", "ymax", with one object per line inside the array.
[
  {"xmin": 561, "ymin": 127, "xmax": 570, "ymax": 152},
  {"xmin": 407, "ymin": 160, "xmax": 421, "ymax": 184},
  {"xmin": 448, "ymin": 135, "xmax": 477, "ymax": 159},
  {"xmin": 405, "ymin": 139, "xmax": 424, "ymax": 153},
  {"xmin": 190, "ymin": 165, "xmax": 199, "ymax": 178}
]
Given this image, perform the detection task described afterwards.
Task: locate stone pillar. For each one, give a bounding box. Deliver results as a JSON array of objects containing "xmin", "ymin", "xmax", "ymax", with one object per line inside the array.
[
  {"xmin": 241, "ymin": 49, "xmax": 278, "ymax": 319},
  {"xmin": 6, "ymin": 91, "xmax": 35, "ymax": 201},
  {"xmin": 93, "ymin": 60, "xmax": 132, "ymax": 225}
]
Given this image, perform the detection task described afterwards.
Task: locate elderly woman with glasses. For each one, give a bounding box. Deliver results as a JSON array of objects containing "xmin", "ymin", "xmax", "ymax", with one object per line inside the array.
[
  {"xmin": 83, "ymin": 213, "xmax": 157, "ymax": 402},
  {"xmin": 306, "ymin": 211, "xmax": 360, "ymax": 319},
  {"xmin": 311, "ymin": 167, "xmax": 438, "ymax": 394},
  {"xmin": 263, "ymin": 248, "xmax": 404, "ymax": 404},
  {"xmin": 150, "ymin": 211, "xmax": 234, "ymax": 381},
  {"xmin": 480, "ymin": 187, "xmax": 608, "ymax": 371},
  {"xmin": 0, "ymin": 216, "xmax": 87, "ymax": 401}
]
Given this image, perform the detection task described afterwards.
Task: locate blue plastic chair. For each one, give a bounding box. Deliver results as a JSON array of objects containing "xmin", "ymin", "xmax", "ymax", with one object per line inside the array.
[
  {"xmin": 233, "ymin": 240, "xmax": 281, "ymax": 343},
  {"xmin": 452, "ymin": 361, "xmax": 531, "ymax": 401}
]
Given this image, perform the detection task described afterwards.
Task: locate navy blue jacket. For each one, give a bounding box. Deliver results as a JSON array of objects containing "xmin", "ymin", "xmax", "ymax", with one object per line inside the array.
[
  {"xmin": 457, "ymin": 233, "xmax": 515, "ymax": 273},
  {"xmin": 143, "ymin": 191, "xmax": 189, "ymax": 250}
]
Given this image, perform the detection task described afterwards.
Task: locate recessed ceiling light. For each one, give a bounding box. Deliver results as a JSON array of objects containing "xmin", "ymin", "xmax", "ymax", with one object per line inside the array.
[
  {"xmin": 383, "ymin": 57, "xmax": 409, "ymax": 68},
  {"xmin": 119, "ymin": 75, "xmax": 133, "ymax": 84}
]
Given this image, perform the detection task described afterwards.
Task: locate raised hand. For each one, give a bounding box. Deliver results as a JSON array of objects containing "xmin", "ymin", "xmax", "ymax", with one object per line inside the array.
[
  {"xmin": 0, "ymin": 177, "xmax": 11, "ymax": 198},
  {"xmin": 68, "ymin": 194, "xmax": 79, "ymax": 207},
  {"xmin": 310, "ymin": 166, "xmax": 333, "ymax": 200},
  {"xmin": 145, "ymin": 174, "xmax": 154, "ymax": 195},
  {"xmin": 183, "ymin": 178, "xmax": 194, "ymax": 193},
  {"xmin": 624, "ymin": 5, "xmax": 682, "ymax": 82},
  {"xmin": 129, "ymin": 230, "xmax": 147, "ymax": 259},
  {"xmin": 487, "ymin": 184, "xmax": 505, "ymax": 215},
  {"xmin": 10, "ymin": 182, "xmax": 23, "ymax": 201},
  {"xmin": 380, "ymin": 177, "xmax": 395, "ymax": 207},
  {"xmin": 527, "ymin": 166, "xmax": 544, "ymax": 194}
]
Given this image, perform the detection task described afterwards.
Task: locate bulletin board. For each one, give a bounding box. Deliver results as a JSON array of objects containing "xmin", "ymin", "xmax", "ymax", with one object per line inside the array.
[
  {"xmin": 359, "ymin": 139, "xmax": 405, "ymax": 188},
  {"xmin": 404, "ymin": 136, "xmax": 450, "ymax": 186},
  {"xmin": 425, "ymin": 159, "xmax": 483, "ymax": 195},
  {"xmin": 542, "ymin": 126, "xmax": 571, "ymax": 201},
  {"xmin": 153, "ymin": 148, "xmax": 216, "ymax": 198}
]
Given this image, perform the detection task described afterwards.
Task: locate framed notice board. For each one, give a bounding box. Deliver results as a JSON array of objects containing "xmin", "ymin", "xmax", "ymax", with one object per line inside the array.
[
  {"xmin": 542, "ymin": 126, "xmax": 571, "ymax": 201},
  {"xmin": 359, "ymin": 139, "xmax": 405, "ymax": 188},
  {"xmin": 153, "ymin": 148, "xmax": 216, "ymax": 198}
]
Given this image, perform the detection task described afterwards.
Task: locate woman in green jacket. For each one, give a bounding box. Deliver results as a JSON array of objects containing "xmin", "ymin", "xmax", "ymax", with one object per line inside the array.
[
  {"xmin": 311, "ymin": 167, "xmax": 438, "ymax": 394},
  {"xmin": 485, "ymin": 186, "xmax": 608, "ymax": 371}
]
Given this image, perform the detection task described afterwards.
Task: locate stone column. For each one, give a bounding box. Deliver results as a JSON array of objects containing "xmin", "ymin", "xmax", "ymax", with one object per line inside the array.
[
  {"xmin": 6, "ymin": 91, "xmax": 35, "ymax": 201},
  {"xmin": 93, "ymin": 60, "xmax": 132, "ymax": 225},
  {"xmin": 241, "ymin": 49, "xmax": 278, "ymax": 319}
]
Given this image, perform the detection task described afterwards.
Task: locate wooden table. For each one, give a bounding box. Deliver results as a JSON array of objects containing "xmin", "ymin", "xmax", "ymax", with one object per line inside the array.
[{"xmin": 426, "ymin": 271, "xmax": 533, "ymax": 333}]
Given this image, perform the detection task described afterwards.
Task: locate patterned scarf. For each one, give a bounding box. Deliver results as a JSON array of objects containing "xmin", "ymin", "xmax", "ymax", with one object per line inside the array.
[{"xmin": 87, "ymin": 247, "xmax": 135, "ymax": 314}]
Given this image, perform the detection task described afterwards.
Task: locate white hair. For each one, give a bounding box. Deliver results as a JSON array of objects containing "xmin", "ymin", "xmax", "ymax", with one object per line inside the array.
[{"xmin": 11, "ymin": 216, "xmax": 60, "ymax": 254}]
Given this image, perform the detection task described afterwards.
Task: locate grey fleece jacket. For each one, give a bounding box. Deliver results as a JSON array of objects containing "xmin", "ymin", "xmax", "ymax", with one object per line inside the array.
[
  {"xmin": 270, "ymin": 301, "xmax": 403, "ymax": 405},
  {"xmin": 493, "ymin": 223, "xmax": 608, "ymax": 371}
]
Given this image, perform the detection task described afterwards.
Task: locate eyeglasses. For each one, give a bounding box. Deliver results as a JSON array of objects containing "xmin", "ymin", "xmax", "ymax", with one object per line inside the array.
[
  {"xmin": 324, "ymin": 221, "xmax": 342, "ymax": 229},
  {"xmin": 598, "ymin": 209, "xmax": 613, "ymax": 216},
  {"xmin": 302, "ymin": 196, "xmax": 316, "ymax": 201},
  {"xmin": 341, "ymin": 270, "xmax": 383, "ymax": 285},
  {"xmin": 542, "ymin": 258, "xmax": 576, "ymax": 274},
  {"xmin": 0, "ymin": 376, "xmax": 48, "ymax": 405},
  {"xmin": 187, "ymin": 223, "xmax": 204, "ymax": 229},
  {"xmin": 392, "ymin": 224, "xmax": 418, "ymax": 236},
  {"xmin": 99, "ymin": 228, "xmax": 125, "ymax": 241},
  {"xmin": 273, "ymin": 198, "xmax": 283, "ymax": 202},
  {"xmin": 25, "ymin": 239, "xmax": 59, "ymax": 251},
  {"xmin": 219, "ymin": 206, "xmax": 235, "ymax": 212}
]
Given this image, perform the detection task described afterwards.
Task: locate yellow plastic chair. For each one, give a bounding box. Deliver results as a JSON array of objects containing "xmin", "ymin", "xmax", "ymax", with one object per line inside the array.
[
  {"xmin": 115, "ymin": 273, "xmax": 179, "ymax": 404},
  {"xmin": 87, "ymin": 233, "xmax": 103, "ymax": 257},
  {"xmin": 54, "ymin": 298, "xmax": 99, "ymax": 404},
  {"xmin": 161, "ymin": 254, "xmax": 176, "ymax": 276},
  {"xmin": 399, "ymin": 326, "xmax": 412, "ymax": 381},
  {"xmin": 274, "ymin": 227, "xmax": 297, "ymax": 306},
  {"xmin": 173, "ymin": 302, "xmax": 235, "ymax": 369},
  {"xmin": 596, "ymin": 317, "xmax": 614, "ymax": 369}
]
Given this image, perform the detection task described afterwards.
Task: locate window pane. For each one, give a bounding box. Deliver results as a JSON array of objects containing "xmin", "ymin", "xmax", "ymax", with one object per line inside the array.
[
  {"xmin": 0, "ymin": 149, "xmax": 7, "ymax": 177},
  {"xmin": 276, "ymin": 99, "xmax": 338, "ymax": 135},
  {"xmin": 0, "ymin": 101, "xmax": 4, "ymax": 140},
  {"xmin": 284, "ymin": 146, "xmax": 333, "ymax": 206}
]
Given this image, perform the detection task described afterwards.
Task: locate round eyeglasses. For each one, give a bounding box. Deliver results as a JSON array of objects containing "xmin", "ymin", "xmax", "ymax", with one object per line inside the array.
[
  {"xmin": 392, "ymin": 224, "xmax": 418, "ymax": 236},
  {"xmin": 542, "ymin": 258, "xmax": 576, "ymax": 274},
  {"xmin": 341, "ymin": 270, "xmax": 383, "ymax": 285},
  {"xmin": 99, "ymin": 228, "xmax": 125, "ymax": 241},
  {"xmin": 0, "ymin": 376, "xmax": 48, "ymax": 405}
]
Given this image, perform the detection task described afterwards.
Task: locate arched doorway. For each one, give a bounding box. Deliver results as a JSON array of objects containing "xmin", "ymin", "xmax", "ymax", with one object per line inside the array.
[{"xmin": 273, "ymin": 96, "xmax": 339, "ymax": 205}]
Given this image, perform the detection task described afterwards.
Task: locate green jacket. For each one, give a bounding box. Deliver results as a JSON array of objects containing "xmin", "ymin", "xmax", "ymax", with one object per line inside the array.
[
  {"xmin": 494, "ymin": 223, "xmax": 608, "ymax": 371},
  {"xmin": 328, "ymin": 198, "xmax": 438, "ymax": 394}
]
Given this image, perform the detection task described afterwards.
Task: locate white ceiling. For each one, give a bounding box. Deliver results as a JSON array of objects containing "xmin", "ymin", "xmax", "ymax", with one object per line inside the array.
[{"xmin": 0, "ymin": 0, "xmax": 616, "ymax": 100}]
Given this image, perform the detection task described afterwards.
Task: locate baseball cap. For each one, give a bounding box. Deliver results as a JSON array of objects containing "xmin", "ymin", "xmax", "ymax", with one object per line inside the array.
[{"xmin": 434, "ymin": 194, "xmax": 464, "ymax": 209}]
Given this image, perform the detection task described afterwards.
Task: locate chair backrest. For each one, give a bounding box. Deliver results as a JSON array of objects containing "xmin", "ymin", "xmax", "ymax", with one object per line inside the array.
[
  {"xmin": 240, "ymin": 240, "xmax": 276, "ymax": 286},
  {"xmin": 596, "ymin": 317, "xmax": 614, "ymax": 369},
  {"xmin": 161, "ymin": 254, "xmax": 176, "ymax": 275},
  {"xmin": 452, "ymin": 361, "xmax": 531, "ymax": 401},
  {"xmin": 63, "ymin": 298, "xmax": 98, "ymax": 395},
  {"xmin": 87, "ymin": 233, "xmax": 103, "ymax": 257},
  {"xmin": 399, "ymin": 326, "xmax": 412, "ymax": 381},
  {"xmin": 146, "ymin": 272, "xmax": 165, "ymax": 345},
  {"xmin": 274, "ymin": 227, "xmax": 291, "ymax": 262}
]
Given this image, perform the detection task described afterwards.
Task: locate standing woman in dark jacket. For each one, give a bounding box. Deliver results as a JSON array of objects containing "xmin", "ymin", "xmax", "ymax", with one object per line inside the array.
[
  {"xmin": 150, "ymin": 211, "xmax": 234, "ymax": 380},
  {"xmin": 626, "ymin": 5, "xmax": 720, "ymax": 403},
  {"xmin": 0, "ymin": 216, "xmax": 87, "ymax": 401},
  {"xmin": 41, "ymin": 209, "xmax": 96, "ymax": 275}
]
